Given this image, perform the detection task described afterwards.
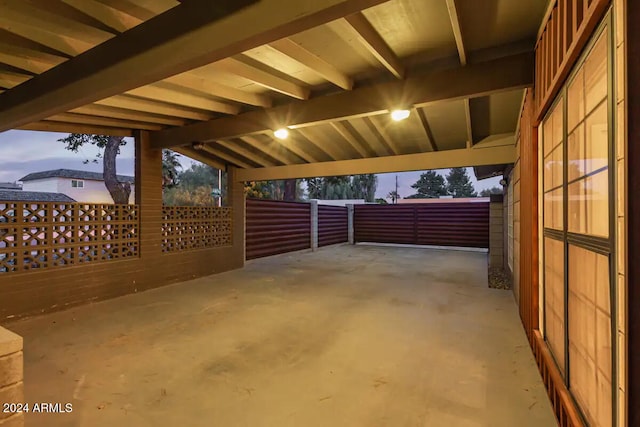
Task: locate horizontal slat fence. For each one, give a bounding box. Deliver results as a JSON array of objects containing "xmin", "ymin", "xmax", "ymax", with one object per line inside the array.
[
  {"xmin": 318, "ymin": 205, "xmax": 348, "ymax": 247},
  {"xmin": 246, "ymin": 199, "xmax": 311, "ymax": 260},
  {"xmin": 354, "ymin": 202, "xmax": 490, "ymax": 248}
]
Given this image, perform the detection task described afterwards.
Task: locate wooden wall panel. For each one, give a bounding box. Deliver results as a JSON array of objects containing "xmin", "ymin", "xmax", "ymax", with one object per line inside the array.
[
  {"xmin": 627, "ymin": 0, "xmax": 639, "ymax": 423},
  {"xmin": 535, "ymin": 0, "xmax": 611, "ymax": 120}
]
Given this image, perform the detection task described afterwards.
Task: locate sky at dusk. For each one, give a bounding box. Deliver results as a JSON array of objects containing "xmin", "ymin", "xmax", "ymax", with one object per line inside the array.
[{"xmin": 0, "ymin": 130, "xmax": 502, "ymax": 199}]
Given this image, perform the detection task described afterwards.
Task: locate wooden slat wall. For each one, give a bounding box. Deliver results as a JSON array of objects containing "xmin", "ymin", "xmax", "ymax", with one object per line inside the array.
[
  {"xmin": 354, "ymin": 203, "xmax": 490, "ymax": 248},
  {"xmin": 245, "ymin": 199, "xmax": 311, "ymax": 260},
  {"xmin": 317, "ymin": 205, "xmax": 348, "ymax": 247},
  {"xmin": 0, "ymin": 131, "xmax": 245, "ymax": 321},
  {"xmin": 518, "ymin": 89, "xmax": 539, "ymax": 343},
  {"xmin": 535, "ymin": 0, "xmax": 611, "ymax": 120}
]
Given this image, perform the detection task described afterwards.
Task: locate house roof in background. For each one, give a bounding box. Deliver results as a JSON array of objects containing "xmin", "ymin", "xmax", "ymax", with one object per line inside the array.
[
  {"xmin": 0, "ymin": 182, "xmax": 21, "ymax": 190},
  {"xmin": 19, "ymin": 169, "xmax": 135, "ymax": 183},
  {"xmin": 0, "ymin": 190, "xmax": 76, "ymax": 202}
]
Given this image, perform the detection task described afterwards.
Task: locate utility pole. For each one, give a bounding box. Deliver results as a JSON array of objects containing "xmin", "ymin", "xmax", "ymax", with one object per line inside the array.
[{"xmin": 395, "ymin": 175, "xmax": 398, "ymax": 204}]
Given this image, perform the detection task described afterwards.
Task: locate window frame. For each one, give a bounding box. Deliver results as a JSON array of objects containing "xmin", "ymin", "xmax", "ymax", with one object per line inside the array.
[
  {"xmin": 71, "ymin": 179, "xmax": 84, "ymax": 189},
  {"xmin": 539, "ymin": 11, "xmax": 617, "ymax": 427}
]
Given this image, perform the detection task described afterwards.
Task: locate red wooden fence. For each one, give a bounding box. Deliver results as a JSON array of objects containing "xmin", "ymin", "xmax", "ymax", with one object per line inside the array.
[
  {"xmin": 246, "ymin": 199, "xmax": 310, "ymax": 260},
  {"xmin": 354, "ymin": 202, "xmax": 490, "ymax": 248},
  {"xmin": 318, "ymin": 205, "xmax": 348, "ymax": 247}
]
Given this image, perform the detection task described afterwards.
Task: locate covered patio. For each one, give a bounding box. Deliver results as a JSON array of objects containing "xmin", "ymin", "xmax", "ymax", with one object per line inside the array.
[{"xmin": 9, "ymin": 245, "xmax": 554, "ymax": 427}]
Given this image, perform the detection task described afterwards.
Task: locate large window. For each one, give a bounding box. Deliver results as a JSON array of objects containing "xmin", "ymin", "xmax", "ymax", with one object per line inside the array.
[{"xmin": 541, "ymin": 21, "xmax": 614, "ymax": 427}]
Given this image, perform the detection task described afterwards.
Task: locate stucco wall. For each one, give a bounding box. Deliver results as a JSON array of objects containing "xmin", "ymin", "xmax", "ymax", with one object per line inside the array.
[{"xmin": 22, "ymin": 178, "xmax": 135, "ymax": 203}]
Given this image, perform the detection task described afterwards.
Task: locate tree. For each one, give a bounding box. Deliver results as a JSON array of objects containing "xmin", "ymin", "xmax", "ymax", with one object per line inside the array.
[
  {"xmin": 59, "ymin": 134, "xmax": 130, "ymax": 204},
  {"xmin": 406, "ymin": 171, "xmax": 447, "ymax": 198},
  {"xmin": 163, "ymin": 162, "xmax": 226, "ymax": 206},
  {"xmin": 387, "ymin": 190, "xmax": 400, "ymax": 204},
  {"xmin": 162, "ymin": 150, "xmax": 182, "ymax": 189},
  {"xmin": 445, "ymin": 167, "xmax": 477, "ymax": 198},
  {"xmin": 479, "ymin": 186, "xmax": 504, "ymax": 197},
  {"xmin": 375, "ymin": 198, "xmax": 388, "ymax": 204},
  {"xmin": 351, "ymin": 174, "xmax": 377, "ymax": 202}
]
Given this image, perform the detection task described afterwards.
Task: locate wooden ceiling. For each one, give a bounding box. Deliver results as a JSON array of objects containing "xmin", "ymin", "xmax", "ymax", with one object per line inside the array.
[{"xmin": 0, "ymin": 0, "xmax": 549, "ymax": 179}]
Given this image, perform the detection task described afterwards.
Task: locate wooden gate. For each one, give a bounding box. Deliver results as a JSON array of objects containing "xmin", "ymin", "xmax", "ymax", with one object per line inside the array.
[{"xmin": 354, "ymin": 202, "xmax": 490, "ymax": 248}]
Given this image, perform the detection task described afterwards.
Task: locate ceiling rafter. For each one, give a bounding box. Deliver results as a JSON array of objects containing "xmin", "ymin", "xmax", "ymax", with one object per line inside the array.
[
  {"xmin": 0, "ymin": 71, "xmax": 31, "ymax": 89},
  {"xmin": 0, "ymin": 43, "xmax": 66, "ymax": 74},
  {"xmin": 150, "ymin": 52, "xmax": 534, "ymax": 148},
  {"xmin": 269, "ymin": 38, "xmax": 353, "ymax": 90},
  {"xmin": 173, "ymin": 145, "xmax": 226, "ymax": 170},
  {"xmin": 343, "ymin": 12, "xmax": 404, "ymax": 79},
  {"xmin": 0, "ymin": 0, "xmax": 391, "ymax": 132},
  {"xmin": 70, "ymin": 104, "xmax": 186, "ymax": 126},
  {"xmin": 193, "ymin": 143, "xmax": 254, "ymax": 169},
  {"xmin": 445, "ymin": 0, "xmax": 467, "ymax": 66},
  {"xmin": 93, "ymin": 0, "xmax": 157, "ymax": 21},
  {"xmin": 214, "ymin": 140, "xmax": 276, "ymax": 167},
  {"xmin": 215, "ymin": 57, "xmax": 310, "ymax": 100},
  {"xmin": 61, "ymin": 0, "xmax": 143, "ymax": 33},
  {"xmin": 126, "ymin": 84, "xmax": 240, "ymax": 115},
  {"xmin": 164, "ymin": 73, "xmax": 272, "ymax": 108},
  {"xmin": 329, "ymin": 121, "xmax": 368, "ymax": 158},
  {"xmin": 96, "ymin": 95, "xmax": 214, "ymax": 121},
  {"xmin": 296, "ymin": 128, "xmax": 343, "ymax": 160},
  {"xmin": 366, "ymin": 117, "xmax": 401, "ymax": 155},
  {"xmin": 47, "ymin": 112, "xmax": 163, "ymax": 131},
  {"xmin": 415, "ymin": 108, "xmax": 438, "ymax": 152},
  {"xmin": 272, "ymin": 135, "xmax": 318, "ymax": 163},
  {"xmin": 239, "ymin": 135, "xmax": 301, "ymax": 165},
  {"xmin": 463, "ymin": 98, "xmax": 473, "ymax": 148},
  {"xmin": 18, "ymin": 120, "xmax": 132, "ymax": 136},
  {"xmin": 0, "ymin": 0, "xmax": 112, "ymax": 56}
]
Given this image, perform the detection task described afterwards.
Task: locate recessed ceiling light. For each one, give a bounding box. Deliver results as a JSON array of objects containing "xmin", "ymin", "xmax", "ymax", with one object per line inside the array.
[
  {"xmin": 390, "ymin": 109, "xmax": 411, "ymax": 121},
  {"xmin": 274, "ymin": 128, "xmax": 289, "ymax": 139}
]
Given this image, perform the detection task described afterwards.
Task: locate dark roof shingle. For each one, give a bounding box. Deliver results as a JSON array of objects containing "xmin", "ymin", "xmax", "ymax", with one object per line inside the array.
[
  {"xmin": 0, "ymin": 190, "xmax": 76, "ymax": 202},
  {"xmin": 19, "ymin": 169, "xmax": 134, "ymax": 183}
]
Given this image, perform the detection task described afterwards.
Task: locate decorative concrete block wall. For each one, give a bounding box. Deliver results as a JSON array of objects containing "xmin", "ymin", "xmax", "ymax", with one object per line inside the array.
[{"xmin": 0, "ymin": 327, "xmax": 23, "ymax": 427}]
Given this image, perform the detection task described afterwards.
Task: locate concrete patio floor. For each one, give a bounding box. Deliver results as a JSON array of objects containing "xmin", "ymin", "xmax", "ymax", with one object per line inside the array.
[{"xmin": 6, "ymin": 244, "xmax": 556, "ymax": 427}]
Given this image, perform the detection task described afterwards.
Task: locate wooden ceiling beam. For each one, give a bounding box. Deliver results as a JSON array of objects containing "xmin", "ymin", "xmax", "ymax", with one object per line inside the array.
[
  {"xmin": 172, "ymin": 145, "xmax": 226, "ymax": 171},
  {"xmin": 445, "ymin": 0, "xmax": 467, "ymax": 66},
  {"xmin": 71, "ymin": 104, "xmax": 187, "ymax": 126},
  {"xmin": 0, "ymin": 0, "xmax": 390, "ymax": 132},
  {"xmin": 239, "ymin": 135, "xmax": 301, "ymax": 165},
  {"xmin": 343, "ymin": 12, "xmax": 404, "ymax": 79},
  {"xmin": 93, "ymin": 0, "xmax": 157, "ymax": 21},
  {"xmin": 415, "ymin": 108, "xmax": 438, "ymax": 152},
  {"xmin": 61, "ymin": 0, "xmax": 143, "ymax": 33},
  {"xmin": 193, "ymin": 143, "xmax": 254, "ymax": 169},
  {"xmin": 96, "ymin": 95, "xmax": 214, "ymax": 121},
  {"xmin": 126, "ymin": 84, "xmax": 240, "ymax": 115},
  {"xmin": 215, "ymin": 140, "xmax": 276, "ymax": 167},
  {"xmin": 269, "ymin": 38, "xmax": 353, "ymax": 90},
  {"xmin": 235, "ymin": 145, "xmax": 517, "ymax": 181},
  {"xmin": 215, "ymin": 57, "xmax": 310, "ymax": 100},
  {"xmin": 329, "ymin": 121, "xmax": 368, "ymax": 158},
  {"xmin": 150, "ymin": 52, "xmax": 534, "ymax": 148},
  {"xmin": 164, "ymin": 73, "xmax": 272, "ymax": 107}
]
